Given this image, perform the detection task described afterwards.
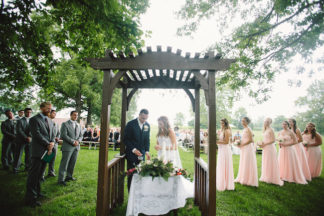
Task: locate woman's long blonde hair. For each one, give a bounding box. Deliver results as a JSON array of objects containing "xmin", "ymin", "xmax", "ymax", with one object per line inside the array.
[
  {"xmin": 263, "ymin": 118, "xmax": 272, "ymax": 132},
  {"xmin": 157, "ymin": 116, "xmax": 171, "ymax": 137}
]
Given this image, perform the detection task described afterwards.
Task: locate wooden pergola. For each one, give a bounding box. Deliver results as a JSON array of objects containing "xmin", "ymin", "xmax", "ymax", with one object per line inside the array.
[{"xmin": 87, "ymin": 46, "xmax": 235, "ymax": 216}]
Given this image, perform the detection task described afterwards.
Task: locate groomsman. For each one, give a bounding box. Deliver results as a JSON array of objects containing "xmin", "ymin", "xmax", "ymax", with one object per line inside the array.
[
  {"xmin": 25, "ymin": 102, "xmax": 55, "ymax": 207},
  {"xmin": 58, "ymin": 111, "xmax": 82, "ymax": 186},
  {"xmin": 15, "ymin": 110, "xmax": 24, "ymax": 120},
  {"xmin": 13, "ymin": 108, "xmax": 32, "ymax": 173},
  {"xmin": 41, "ymin": 109, "xmax": 60, "ymax": 179},
  {"xmin": 1, "ymin": 109, "xmax": 16, "ymax": 170}
]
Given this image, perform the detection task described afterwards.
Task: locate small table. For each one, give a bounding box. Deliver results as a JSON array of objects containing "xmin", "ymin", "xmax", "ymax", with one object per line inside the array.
[{"xmin": 126, "ymin": 174, "xmax": 194, "ymax": 216}]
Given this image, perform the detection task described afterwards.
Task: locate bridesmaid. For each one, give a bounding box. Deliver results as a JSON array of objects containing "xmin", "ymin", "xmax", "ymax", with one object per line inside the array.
[
  {"xmin": 234, "ymin": 117, "xmax": 258, "ymax": 187},
  {"xmin": 288, "ymin": 118, "xmax": 312, "ymax": 181},
  {"xmin": 278, "ymin": 121, "xmax": 307, "ymax": 184},
  {"xmin": 216, "ymin": 118, "xmax": 234, "ymax": 191},
  {"xmin": 302, "ymin": 122, "xmax": 322, "ymax": 178},
  {"xmin": 259, "ymin": 118, "xmax": 283, "ymax": 186}
]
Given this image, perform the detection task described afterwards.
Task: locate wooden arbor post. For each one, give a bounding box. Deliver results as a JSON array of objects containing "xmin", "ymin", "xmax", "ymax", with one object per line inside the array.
[
  {"xmin": 97, "ymin": 70, "xmax": 113, "ymax": 216},
  {"xmin": 207, "ymin": 71, "xmax": 216, "ymax": 216}
]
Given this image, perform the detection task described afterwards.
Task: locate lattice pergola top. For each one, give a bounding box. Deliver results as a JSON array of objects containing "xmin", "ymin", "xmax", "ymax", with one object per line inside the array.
[{"xmin": 87, "ymin": 46, "xmax": 235, "ymax": 89}]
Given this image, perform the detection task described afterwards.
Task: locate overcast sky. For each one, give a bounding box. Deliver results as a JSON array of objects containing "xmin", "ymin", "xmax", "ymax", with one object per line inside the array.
[{"xmin": 134, "ymin": 0, "xmax": 324, "ymax": 126}]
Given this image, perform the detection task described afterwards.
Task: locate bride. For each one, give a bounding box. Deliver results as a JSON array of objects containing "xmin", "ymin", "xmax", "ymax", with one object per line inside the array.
[{"xmin": 154, "ymin": 116, "xmax": 182, "ymax": 168}]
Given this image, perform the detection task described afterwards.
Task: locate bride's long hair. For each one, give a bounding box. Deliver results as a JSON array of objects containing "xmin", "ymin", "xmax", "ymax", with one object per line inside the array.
[{"xmin": 157, "ymin": 116, "xmax": 171, "ymax": 137}]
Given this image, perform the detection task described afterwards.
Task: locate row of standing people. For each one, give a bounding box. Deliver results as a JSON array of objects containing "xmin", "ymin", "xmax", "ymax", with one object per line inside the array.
[
  {"xmin": 1, "ymin": 102, "xmax": 84, "ymax": 207},
  {"xmin": 216, "ymin": 117, "xmax": 322, "ymax": 191}
]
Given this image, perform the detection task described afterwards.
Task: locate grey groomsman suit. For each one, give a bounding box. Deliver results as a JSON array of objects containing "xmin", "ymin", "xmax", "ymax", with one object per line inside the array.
[
  {"xmin": 58, "ymin": 120, "xmax": 82, "ymax": 182},
  {"xmin": 1, "ymin": 118, "xmax": 16, "ymax": 169},
  {"xmin": 41, "ymin": 121, "xmax": 60, "ymax": 176},
  {"xmin": 25, "ymin": 113, "xmax": 55, "ymax": 205},
  {"xmin": 13, "ymin": 117, "xmax": 31, "ymax": 172}
]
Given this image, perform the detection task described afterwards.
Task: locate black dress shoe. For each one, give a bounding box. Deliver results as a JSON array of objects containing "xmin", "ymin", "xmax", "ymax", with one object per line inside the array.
[
  {"xmin": 37, "ymin": 193, "xmax": 47, "ymax": 199},
  {"xmin": 58, "ymin": 181, "xmax": 67, "ymax": 186},
  {"xmin": 26, "ymin": 201, "xmax": 41, "ymax": 208},
  {"xmin": 65, "ymin": 177, "xmax": 76, "ymax": 182},
  {"xmin": 47, "ymin": 173, "xmax": 56, "ymax": 177}
]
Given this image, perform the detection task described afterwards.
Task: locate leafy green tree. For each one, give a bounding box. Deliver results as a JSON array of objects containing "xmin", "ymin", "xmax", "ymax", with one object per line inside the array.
[
  {"xmin": 0, "ymin": 0, "xmax": 149, "ymax": 104},
  {"xmin": 174, "ymin": 112, "xmax": 185, "ymax": 127},
  {"xmin": 273, "ymin": 115, "xmax": 287, "ymax": 131},
  {"xmin": 233, "ymin": 107, "xmax": 248, "ymax": 129},
  {"xmin": 40, "ymin": 58, "xmax": 102, "ymax": 123},
  {"xmin": 294, "ymin": 80, "xmax": 324, "ymax": 133},
  {"xmin": 126, "ymin": 90, "xmax": 140, "ymax": 122},
  {"xmin": 177, "ymin": 0, "xmax": 324, "ymax": 102}
]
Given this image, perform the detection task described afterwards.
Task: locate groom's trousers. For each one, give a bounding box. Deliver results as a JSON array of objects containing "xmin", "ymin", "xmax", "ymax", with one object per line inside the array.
[{"xmin": 127, "ymin": 159, "xmax": 140, "ymax": 192}]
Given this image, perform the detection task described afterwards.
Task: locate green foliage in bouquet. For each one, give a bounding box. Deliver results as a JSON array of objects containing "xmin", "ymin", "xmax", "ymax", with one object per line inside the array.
[{"xmin": 138, "ymin": 158, "xmax": 174, "ymax": 181}]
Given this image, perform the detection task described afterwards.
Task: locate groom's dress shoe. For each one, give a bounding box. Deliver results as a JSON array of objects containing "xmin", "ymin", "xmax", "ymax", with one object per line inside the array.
[
  {"xmin": 58, "ymin": 181, "xmax": 67, "ymax": 186},
  {"xmin": 65, "ymin": 177, "xmax": 76, "ymax": 182}
]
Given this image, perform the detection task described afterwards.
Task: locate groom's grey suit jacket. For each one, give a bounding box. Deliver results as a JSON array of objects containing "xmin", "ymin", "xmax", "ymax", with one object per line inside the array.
[
  {"xmin": 60, "ymin": 120, "xmax": 83, "ymax": 151},
  {"xmin": 29, "ymin": 113, "xmax": 55, "ymax": 158}
]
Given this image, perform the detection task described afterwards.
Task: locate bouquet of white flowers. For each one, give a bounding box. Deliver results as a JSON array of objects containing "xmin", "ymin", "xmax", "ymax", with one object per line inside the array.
[{"xmin": 233, "ymin": 139, "xmax": 241, "ymax": 146}]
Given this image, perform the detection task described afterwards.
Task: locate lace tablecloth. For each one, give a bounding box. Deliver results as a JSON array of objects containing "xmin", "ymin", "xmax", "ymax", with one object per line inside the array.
[{"xmin": 126, "ymin": 174, "xmax": 194, "ymax": 216}]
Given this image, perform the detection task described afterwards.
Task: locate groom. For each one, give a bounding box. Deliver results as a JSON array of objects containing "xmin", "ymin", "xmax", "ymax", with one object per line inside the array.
[{"xmin": 124, "ymin": 109, "xmax": 151, "ymax": 191}]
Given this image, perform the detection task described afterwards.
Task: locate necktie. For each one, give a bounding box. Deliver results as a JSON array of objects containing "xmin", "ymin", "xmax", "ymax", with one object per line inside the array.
[
  {"xmin": 75, "ymin": 124, "xmax": 78, "ymax": 137},
  {"xmin": 45, "ymin": 118, "xmax": 50, "ymax": 133}
]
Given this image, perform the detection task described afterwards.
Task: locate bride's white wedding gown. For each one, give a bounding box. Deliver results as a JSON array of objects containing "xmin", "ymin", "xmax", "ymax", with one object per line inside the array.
[{"xmin": 157, "ymin": 136, "xmax": 182, "ymax": 168}]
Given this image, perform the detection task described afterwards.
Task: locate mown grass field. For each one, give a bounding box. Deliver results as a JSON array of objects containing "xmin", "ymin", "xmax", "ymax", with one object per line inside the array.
[{"xmin": 0, "ymin": 127, "xmax": 323, "ymax": 216}]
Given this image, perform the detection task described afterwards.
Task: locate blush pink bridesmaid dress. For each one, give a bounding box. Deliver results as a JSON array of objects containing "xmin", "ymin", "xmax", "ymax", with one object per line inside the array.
[
  {"xmin": 260, "ymin": 130, "xmax": 283, "ymax": 186},
  {"xmin": 278, "ymin": 135, "xmax": 307, "ymax": 184},
  {"xmin": 234, "ymin": 128, "xmax": 258, "ymax": 187},
  {"xmin": 303, "ymin": 133, "xmax": 322, "ymax": 178},
  {"xmin": 216, "ymin": 133, "xmax": 235, "ymax": 191},
  {"xmin": 294, "ymin": 142, "xmax": 312, "ymax": 181}
]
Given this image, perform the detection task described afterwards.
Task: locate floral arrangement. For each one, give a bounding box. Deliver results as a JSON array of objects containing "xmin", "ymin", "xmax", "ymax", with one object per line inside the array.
[
  {"xmin": 126, "ymin": 158, "xmax": 191, "ymax": 181},
  {"xmin": 137, "ymin": 158, "xmax": 174, "ymax": 181},
  {"xmin": 174, "ymin": 168, "xmax": 191, "ymax": 179}
]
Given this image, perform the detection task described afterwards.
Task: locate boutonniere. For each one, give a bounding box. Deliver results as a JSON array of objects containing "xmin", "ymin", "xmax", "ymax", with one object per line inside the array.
[{"xmin": 143, "ymin": 125, "xmax": 149, "ymax": 131}]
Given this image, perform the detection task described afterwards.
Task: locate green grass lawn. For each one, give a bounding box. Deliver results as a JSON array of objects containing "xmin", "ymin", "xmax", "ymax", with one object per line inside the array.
[{"xmin": 0, "ymin": 127, "xmax": 324, "ymax": 216}]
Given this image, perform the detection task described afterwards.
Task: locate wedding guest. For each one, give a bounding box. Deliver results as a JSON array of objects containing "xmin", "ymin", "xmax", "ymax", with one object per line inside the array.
[
  {"xmin": 234, "ymin": 117, "xmax": 258, "ymax": 187},
  {"xmin": 216, "ymin": 118, "xmax": 234, "ymax": 191},
  {"xmin": 41, "ymin": 109, "xmax": 60, "ymax": 179},
  {"xmin": 13, "ymin": 108, "xmax": 32, "ymax": 174},
  {"xmin": 278, "ymin": 121, "xmax": 307, "ymax": 184},
  {"xmin": 233, "ymin": 131, "xmax": 241, "ymax": 141},
  {"xmin": 288, "ymin": 118, "xmax": 312, "ymax": 181},
  {"xmin": 92, "ymin": 128, "xmax": 100, "ymax": 142},
  {"xmin": 25, "ymin": 102, "xmax": 55, "ymax": 207},
  {"xmin": 82, "ymin": 127, "xmax": 92, "ymax": 141},
  {"xmin": 1, "ymin": 109, "xmax": 16, "ymax": 170},
  {"xmin": 113, "ymin": 128, "xmax": 120, "ymax": 151},
  {"xmin": 302, "ymin": 122, "xmax": 322, "ymax": 178},
  {"xmin": 258, "ymin": 118, "xmax": 283, "ymax": 186},
  {"xmin": 58, "ymin": 111, "xmax": 83, "ymax": 186},
  {"xmin": 109, "ymin": 129, "xmax": 113, "ymax": 142}
]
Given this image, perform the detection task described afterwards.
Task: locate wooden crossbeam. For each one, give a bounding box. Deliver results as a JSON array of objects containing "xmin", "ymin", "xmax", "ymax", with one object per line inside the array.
[
  {"xmin": 144, "ymin": 70, "xmax": 150, "ymax": 79},
  {"xmin": 184, "ymin": 71, "xmax": 192, "ymax": 82},
  {"xmin": 136, "ymin": 70, "xmax": 145, "ymax": 80},
  {"xmin": 88, "ymin": 52, "xmax": 235, "ymax": 71},
  {"xmin": 129, "ymin": 70, "xmax": 139, "ymax": 81},
  {"xmin": 178, "ymin": 70, "xmax": 185, "ymax": 82}
]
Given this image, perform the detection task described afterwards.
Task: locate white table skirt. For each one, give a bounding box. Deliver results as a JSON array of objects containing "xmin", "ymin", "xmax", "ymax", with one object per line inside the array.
[{"xmin": 126, "ymin": 174, "xmax": 194, "ymax": 216}]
